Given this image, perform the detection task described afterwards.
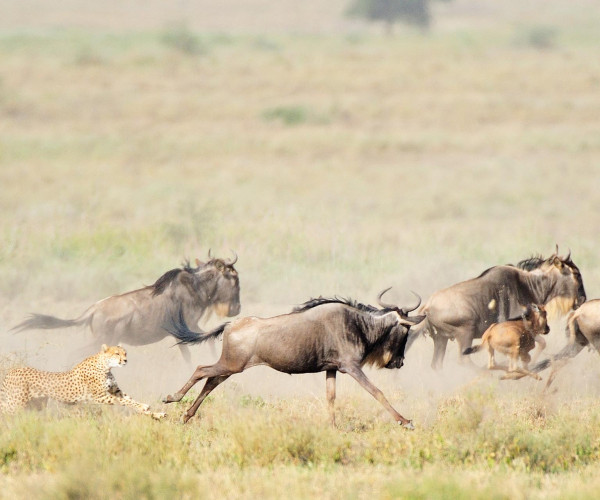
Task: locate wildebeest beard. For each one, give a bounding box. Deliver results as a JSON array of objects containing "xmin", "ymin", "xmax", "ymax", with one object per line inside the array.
[{"xmin": 355, "ymin": 316, "xmax": 409, "ymax": 369}]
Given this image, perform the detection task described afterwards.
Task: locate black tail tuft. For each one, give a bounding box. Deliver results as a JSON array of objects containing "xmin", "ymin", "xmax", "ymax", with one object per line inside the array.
[
  {"xmin": 463, "ymin": 345, "xmax": 481, "ymax": 356},
  {"xmin": 164, "ymin": 307, "xmax": 228, "ymax": 345}
]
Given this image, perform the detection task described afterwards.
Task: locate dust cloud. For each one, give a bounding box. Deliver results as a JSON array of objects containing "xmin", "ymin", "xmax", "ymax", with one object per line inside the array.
[{"xmin": 2, "ymin": 295, "xmax": 599, "ymax": 423}]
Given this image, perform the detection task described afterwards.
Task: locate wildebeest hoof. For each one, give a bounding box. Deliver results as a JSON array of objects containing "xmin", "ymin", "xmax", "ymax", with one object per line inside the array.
[
  {"xmin": 401, "ymin": 420, "xmax": 415, "ymax": 431},
  {"xmin": 181, "ymin": 413, "xmax": 192, "ymax": 424},
  {"xmin": 163, "ymin": 393, "xmax": 182, "ymax": 404}
]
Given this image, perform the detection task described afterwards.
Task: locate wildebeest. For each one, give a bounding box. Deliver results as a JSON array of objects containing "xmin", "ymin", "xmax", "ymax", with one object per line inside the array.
[
  {"xmin": 463, "ymin": 303, "xmax": 549, "ymax": 380},
  {"xmin": 12, "ymin": 253, "xmax": 241, "ymax": 363},
  {"xmin": 533, "ymin": 299, "xmax": 600, "ymax": 387},
  {"xmin": 411, "ymin": 248, "xmax": 586, "ymax": 370},
  {"xmin": 162, "ymin": 289, "xmax": 425, "ymax": 428}
]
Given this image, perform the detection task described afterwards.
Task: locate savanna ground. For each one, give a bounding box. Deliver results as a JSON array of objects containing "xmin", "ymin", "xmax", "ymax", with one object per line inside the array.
[{"xmin": 1, "ymin": 0, "xmax": 600, "ymax": 497}]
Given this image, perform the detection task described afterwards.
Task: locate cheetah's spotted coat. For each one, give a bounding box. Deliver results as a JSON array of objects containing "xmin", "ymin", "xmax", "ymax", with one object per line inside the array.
[{"xmin": 0, "ymin": 344, "xmax": 165, "ymax": 419}]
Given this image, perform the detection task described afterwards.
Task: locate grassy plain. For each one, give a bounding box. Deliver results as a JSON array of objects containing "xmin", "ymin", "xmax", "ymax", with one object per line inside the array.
[{"xmin": 1, "ymin": 0, "xmax": 600, "ymax": 497}]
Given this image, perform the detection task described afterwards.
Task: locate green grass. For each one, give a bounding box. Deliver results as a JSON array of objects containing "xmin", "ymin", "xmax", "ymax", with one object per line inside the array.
[{"xmin": 2, "ymin": 388, "xmax": 600, "ymax": 498}]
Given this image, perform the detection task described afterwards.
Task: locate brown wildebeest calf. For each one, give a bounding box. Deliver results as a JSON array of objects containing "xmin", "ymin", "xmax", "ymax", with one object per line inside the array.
[
  {"xmin": 163, "ymin": 289, "xmax": 425, "ymax": 429},
  {"xmin": 462, "ymin": 304, "xmax": 549, "ymax": 380}
]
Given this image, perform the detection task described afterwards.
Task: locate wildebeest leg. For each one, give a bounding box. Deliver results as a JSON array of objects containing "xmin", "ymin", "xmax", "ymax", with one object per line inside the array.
[
  {"xmin": 500, "ymin": 368, "xmax": 542, "ymax": 381},
  {"xmin": 431, "ymin": 336, "xmax": 448, "ymax": 370},
  {"xmin": 163, "ymin": 363, "xmax": 232, "ymax": 403},
  {"xmin": 456, "ymin": 334, "xmax": 477, "ymax": 367},
  {"xmin": 544, "ymin": 359, "xmax": 570, "ymax": 390},
  {"xmin": 178, "ymin": 344, "xmax": 192, "ymax": 365},
  {"xmin": 182, "ymin": 375, "xmax": 230, "ymax": 424},
  {"xmin": 326, "ymin": 370, "xmax": 336, "ymax": 427},
  {"xmin": 341, "ymin": 365, "xmax": 413, "ymax": 429},
  {"xmin": 531, "ymin": 335, "xmax": 547, "ymax": 363},
  {"xmin": 487, "ymin": 344, "xmax": 496, "ymax": 369}
]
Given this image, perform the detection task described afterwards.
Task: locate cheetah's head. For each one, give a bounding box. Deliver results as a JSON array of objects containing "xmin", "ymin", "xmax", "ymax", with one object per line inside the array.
[{"xmin": 101, "ymin": 344, "xmax": 127, "ymax": 368}]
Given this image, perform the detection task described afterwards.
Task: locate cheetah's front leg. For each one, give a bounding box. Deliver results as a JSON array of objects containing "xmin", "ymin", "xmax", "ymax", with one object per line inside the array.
[{"xmin": 96, "ymin": 392, "xmax": 166, "ymax": 420}]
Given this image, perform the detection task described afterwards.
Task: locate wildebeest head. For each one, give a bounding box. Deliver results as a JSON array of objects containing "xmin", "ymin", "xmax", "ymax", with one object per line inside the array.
[
  {"xmin": 153, "ymin": 251, "xmax": 241, "ymax": 317},
  {"xmin": 193, "ymin": 250, "xmax": 241, "ymax": 317},
  {"xmin": 522, "ymin": 303, "xmax": 550, "ymax": 336},
  {"xmin": 535, "ymin": 247, "xmax": 586, "ymax": 315},
  {"xmin": 372, "ymin": 288, "xmax": 426, "ymax": 369}
]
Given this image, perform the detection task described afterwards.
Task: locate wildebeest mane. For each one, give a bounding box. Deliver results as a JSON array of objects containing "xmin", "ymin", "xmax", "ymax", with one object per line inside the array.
[
  {"xmin": 476, "ymin": 254, "xmax": 546, "ymax": 279},
  {"xmin": 515, "ymin": 255, "xmax": 545, "ymax": 271},
  {"xmin": 149, "ymin": 268, "xmax": 184, "ymax": 297},
  {"xmin": 293, "ymin": 297, "xmax": 391, "ymax": 315},
  {"xmin": 148, "ymin": 259, "xmax": 202, "ymax": 297}
]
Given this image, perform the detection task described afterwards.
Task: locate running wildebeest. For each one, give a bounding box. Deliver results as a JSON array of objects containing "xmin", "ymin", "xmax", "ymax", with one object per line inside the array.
[
  {"xmin": 463, "ymin": 303, "xmax": 549, "ymax": 380},
  {"xmin": 162, "ymin": 288, "xmax": 425, "ymax": 429},
  {"xmin": 12, "ymin": 253, "xmax": 241, "ymax": 363},
  {"xmin": 410, "ymin": 247, "xmax": 586, "ymax": 370},
  {"xmin": 533, "ymin": 299, "xmax": 600, "ymax": 388}
]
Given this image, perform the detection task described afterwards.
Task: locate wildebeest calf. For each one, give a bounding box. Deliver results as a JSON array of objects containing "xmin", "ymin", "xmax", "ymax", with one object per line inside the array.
[
  {"xmin": 163, "ymin": 289, "xmax": 425, "ymax": 429},
  {"xmin": 463, "ymin": 304, "xmax": 549, "ymax": 380}
]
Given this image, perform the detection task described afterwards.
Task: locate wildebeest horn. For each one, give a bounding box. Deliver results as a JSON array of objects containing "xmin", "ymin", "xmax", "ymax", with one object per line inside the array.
[
  {"xmin": 377, "ymin": 287, "xmax": 395, "ymax": 310},
  {"xmin": 564, "ymin": 248, "xmax": 571, "ymax": 261},
  {"xmin": 208, "ymin": 248, "xmax": 213, "ymax": 260},
  {"xmin": 401, "ymin": 291, "xmax": 422, "ymax": 315},
  {"xmin": 227, "ymin": 250, "xmax": 238, "ymax": 266}
]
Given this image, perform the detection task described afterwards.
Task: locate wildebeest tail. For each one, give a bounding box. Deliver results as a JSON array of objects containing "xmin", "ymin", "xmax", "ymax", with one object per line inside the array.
[
  {"xmin": 165, "ymin": 307, "xmax": 229, "ymax": 345},
  {"xmin": 405, "ymin": 318, "xmax": 429, "ymax": 352},
  {"xmin": 462, "ymin": 344, "xmax": 482, "ymax": 356},
  {"xmin": 11, "ymin": 312, "xmax": 91, "ymax": 333}
]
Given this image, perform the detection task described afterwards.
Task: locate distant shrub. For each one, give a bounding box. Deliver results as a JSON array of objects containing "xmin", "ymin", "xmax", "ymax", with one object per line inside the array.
[
  {"xmin": 516, "ymin": 25, "xmax": 559, "ymax": 50},
  {"xmin": 161, "ymin": 24, "xmax": 206, "ymax": 55},
  {"xmin": 251, "ymin": 36, "xmax": 282, "ymax": 52},
  {"xmin": 262, "ymin": 106, "xmax": 310, "ymax": 126},
  {"xmin": 73, "ymin": 45, "xmax": 106, "ymax": 66},
  {"xmin": 347, "ymin": 0, "xmax": 431, "ymax": 31}
]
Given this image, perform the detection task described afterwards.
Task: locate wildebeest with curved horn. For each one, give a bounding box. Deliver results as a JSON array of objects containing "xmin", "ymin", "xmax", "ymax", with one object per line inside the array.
[
  {"xmin": 12, "ymin": 252, "xmax": 241, "ymax": 363},
  {"xmin": 162, "ymin": 288, "xmax": 425, "ymax": 429},
  {"xmin": 411, "ymin": 247, "xmax": 586, "ymax": 370}
]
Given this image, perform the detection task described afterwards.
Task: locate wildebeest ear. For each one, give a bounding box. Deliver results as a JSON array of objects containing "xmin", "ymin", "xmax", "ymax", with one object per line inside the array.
[
  {"xmin": 552, "ymin": 256, "xmax": 563, "ymax": 268},
  {"xmin": 195, "ymin": 258, "xmax": 205, "ymax": 268}
]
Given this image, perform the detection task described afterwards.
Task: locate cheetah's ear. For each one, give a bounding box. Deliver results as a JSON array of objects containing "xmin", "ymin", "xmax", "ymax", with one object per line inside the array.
[
  {"xmin": 102, "ymin": 344, "xmax": 108, "ymax": 352},
  {"xmin": 117, "ymin": 343, "xmax": 122, "ymax": 347}
]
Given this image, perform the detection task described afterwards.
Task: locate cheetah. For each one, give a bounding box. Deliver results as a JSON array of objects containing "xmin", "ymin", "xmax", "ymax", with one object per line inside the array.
[{"xmin": 0, "ymin": 344, "xmax": 166, "ymax": 419}]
